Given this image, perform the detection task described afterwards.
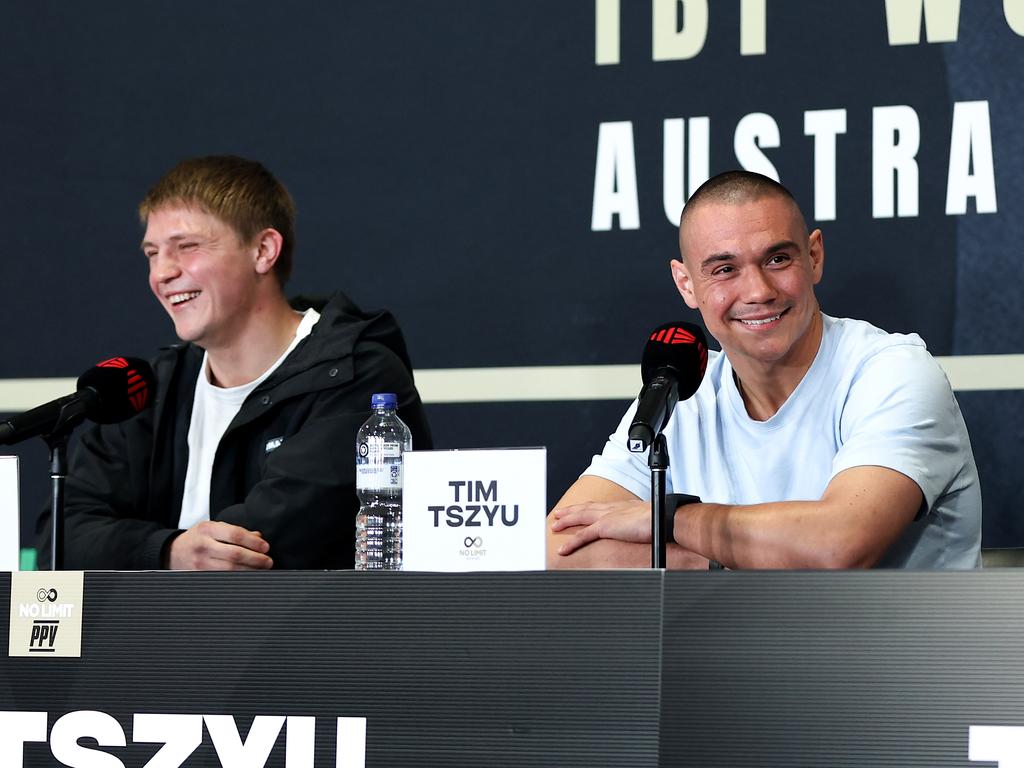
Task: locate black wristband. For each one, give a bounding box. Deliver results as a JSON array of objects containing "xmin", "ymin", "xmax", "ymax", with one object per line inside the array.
[
  {"xmin": 659, "ymin": 495, "xmax": 724, "ymax": 569},
  {"xmin": 663, "ymin": 493, "xmax": 700, "ymax": 546}
]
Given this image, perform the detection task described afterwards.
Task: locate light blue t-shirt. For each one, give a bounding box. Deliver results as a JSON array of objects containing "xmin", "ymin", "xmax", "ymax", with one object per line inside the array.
[{"xmin": 585, "ymin": 314, "xmax": 982, "ymax": 569}]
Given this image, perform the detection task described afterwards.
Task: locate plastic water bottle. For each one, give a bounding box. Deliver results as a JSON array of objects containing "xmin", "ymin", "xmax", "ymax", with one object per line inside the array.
[{"xmin": 354, "ymin": 393, "xmax": 412, "ymax": 570}]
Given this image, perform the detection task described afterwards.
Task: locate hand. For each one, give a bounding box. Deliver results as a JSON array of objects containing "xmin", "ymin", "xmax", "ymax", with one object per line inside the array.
[
  {"xmin": 167, "ymin": 520, "xmax": 274, "ymax": 571},
  {"xmin": 550, "ymin": 499, "xmax": 654, "ymax": 557}
]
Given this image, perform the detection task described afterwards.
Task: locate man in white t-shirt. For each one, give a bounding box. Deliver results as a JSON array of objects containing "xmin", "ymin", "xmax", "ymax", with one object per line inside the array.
[
  {"xmin": 548, "ymin": 171, "xmax": 981, "ymax": 569},
  {"xmin": 38, "ymin": 156, "xmax": 431, "ymax": 570}
]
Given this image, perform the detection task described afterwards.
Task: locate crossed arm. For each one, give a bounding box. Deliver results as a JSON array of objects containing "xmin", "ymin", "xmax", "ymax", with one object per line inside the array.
[
  {"xmin": 546, "ymin": 476, "xmax": 710, "ymax": 569},
  {"xmin": 547, "ymin": 465, "xmax": 923, "ymax": 570}
]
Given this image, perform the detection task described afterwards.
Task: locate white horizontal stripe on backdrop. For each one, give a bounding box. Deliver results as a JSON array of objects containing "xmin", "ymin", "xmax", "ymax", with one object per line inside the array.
[{"xmin": 0, "ymin": 355, "xmax": 1022, "ymax": 411}]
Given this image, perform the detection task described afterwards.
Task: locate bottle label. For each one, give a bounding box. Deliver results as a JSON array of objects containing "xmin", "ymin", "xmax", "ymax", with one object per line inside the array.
[
  {"xmin": 357, "ymin": 461, "xmax": 403, "ymax": 490},
  {"xmin": 357, "ymin": 441, "xmax": 402, "ymax": 460},
  {"xmin": 356, "ymin": 440, "xmax": 403, "ymax": 491}
]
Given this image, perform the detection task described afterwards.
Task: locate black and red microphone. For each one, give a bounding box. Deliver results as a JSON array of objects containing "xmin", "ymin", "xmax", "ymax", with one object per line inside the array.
[
  {"xmin": 627, "ymin": 322, "xmax": 708, "ymax": 453},
  {"xmin": 77, "ymin": 357, "xmax": 153, "ymax": 423},
  {"xmin": 0, "ymin": 357, "xmax": 155, "ymax": 445}
]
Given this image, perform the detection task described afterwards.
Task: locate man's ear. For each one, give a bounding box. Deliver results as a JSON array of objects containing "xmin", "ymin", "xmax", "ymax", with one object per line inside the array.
[
  {"xmin": 670, "ymin": 259, "xmax": 699, "ymax": 309},
  {"xmin": 253, "ymin": 228, "xmax": 284, "ymax": 276},
  {"xmin": 808, "ymin": 228, "xmax": 825, "ymax": 285}
]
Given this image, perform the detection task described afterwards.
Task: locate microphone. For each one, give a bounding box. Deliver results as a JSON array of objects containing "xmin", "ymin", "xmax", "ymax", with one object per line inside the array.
[
  {"xmin": 0, "ymin": 357, "xmax": 155, "ymax": 446},
  {"xmin": 627, "ymin": 323, "xmax": 708, "ymax": 453}
]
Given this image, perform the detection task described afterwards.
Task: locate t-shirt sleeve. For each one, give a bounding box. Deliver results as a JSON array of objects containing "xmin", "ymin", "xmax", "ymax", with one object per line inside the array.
[
  {"xmin": 832, "ymin": 342, "xmax": 969, "ymax": 515},
  {"xmin": 581, "ymin": 399, "xmax": 657, "ymax": 500}
]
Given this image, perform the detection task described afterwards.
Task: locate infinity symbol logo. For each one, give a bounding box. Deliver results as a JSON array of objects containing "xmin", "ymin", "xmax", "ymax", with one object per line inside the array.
[
  {"xmin": 463, "ymin": 537, "xmax": 483, "ymax": 548},
  {"xmin": 36, "ymin": 588, "xmax": 58, "ymax": 603}
]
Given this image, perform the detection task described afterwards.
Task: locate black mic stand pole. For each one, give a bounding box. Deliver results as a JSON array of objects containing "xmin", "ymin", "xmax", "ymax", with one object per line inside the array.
[
  {"xmin": 649, "ymin": 434, "xmax": 669, "ymax": 569},
  {"xmin": 44, "ymin": 430, "xmax": 70, "ymax": 571},
  {"xmin": 41, "ymin": 400, "xmax": 87, "ymax": 571}
]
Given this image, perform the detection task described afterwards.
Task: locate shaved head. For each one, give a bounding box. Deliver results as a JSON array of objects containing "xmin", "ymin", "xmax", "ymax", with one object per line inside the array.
[{"xmin": 679, "ymin": 171, "xmax": 808, "ymax": 261}]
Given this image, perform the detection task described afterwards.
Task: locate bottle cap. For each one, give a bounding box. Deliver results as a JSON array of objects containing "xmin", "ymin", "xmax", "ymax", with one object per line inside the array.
[{"xmin": 371, "ymin": 393, "xmax": 398, "ymax": 408}]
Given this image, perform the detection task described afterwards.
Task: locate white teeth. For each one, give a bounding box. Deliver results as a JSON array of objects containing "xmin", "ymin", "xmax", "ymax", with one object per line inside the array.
[
  {"xmin": 169, "ymin": 291, "xmax": 200, "ymax": 305},
  {"xmin": 739, "ymin": 314, "xmax": 781, "ymax": 326}
]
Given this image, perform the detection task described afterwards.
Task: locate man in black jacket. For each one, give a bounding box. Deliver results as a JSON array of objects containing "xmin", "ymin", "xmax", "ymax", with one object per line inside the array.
[{"xmin": 36, "ymin": 156, "xmax": 431, "ymax": 569}]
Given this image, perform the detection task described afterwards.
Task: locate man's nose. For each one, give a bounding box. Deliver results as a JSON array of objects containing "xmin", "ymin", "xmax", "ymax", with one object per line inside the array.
[
  {"xmin": 149, "ymin": 250, "xmax": 180, "ymax": 282},
  {"xmin": 740, "ymin": 267, "xmax": 777, "ymax": 303}
]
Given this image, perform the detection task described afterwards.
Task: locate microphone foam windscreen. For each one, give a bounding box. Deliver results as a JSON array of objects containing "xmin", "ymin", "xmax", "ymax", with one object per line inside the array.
[
  {"xmin": 641, "ymin": 322, "xmax": 709, "ymax": 400},
  {"xmin": 77, "ymin": 357, "xmax": 156, "ymax": 424}
]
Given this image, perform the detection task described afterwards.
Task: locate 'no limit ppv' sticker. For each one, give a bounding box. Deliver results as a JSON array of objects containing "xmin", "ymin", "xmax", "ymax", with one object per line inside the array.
[{"xmin": 9, "ymin": 571, "xmax": 84, "ymax": 658}]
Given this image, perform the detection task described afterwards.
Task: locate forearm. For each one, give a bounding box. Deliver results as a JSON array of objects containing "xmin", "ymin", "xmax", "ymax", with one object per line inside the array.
[
  {"xmin": 549, "ymin": 475, "xmax": 713, "ymax": 569},
  {"xmin": 217, "ymin": 491, "xmax": 348, "ymax": 570},
  {"xmin": 548, "ymin": 525, "xmax": 708, "ymax": 570},
  {"xmin": 50, "ymin": 415, "xmax": 170, "ymax": 570},
  {"xmin": 675, "ymin": 501, "xmax": 827, "ymax": 569},
  {"xmin": 547, "ymin": 529, "xmax": 648, "ymax": 569},
  {"xmin": 53, "ymin": 509, "xmax": 176, "ymax": 570},
  {"xmin": 553, "ymin": 467, "xmax": 923, "ymax": 570},
  {"xmin": 675, "ymin": 491, "xmax": 916, "ymax": 570}
]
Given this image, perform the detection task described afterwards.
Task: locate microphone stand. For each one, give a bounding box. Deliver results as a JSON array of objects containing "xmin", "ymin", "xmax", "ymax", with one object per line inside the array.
[
  {"xmin": 44, "ymin": 430, "xmax": 70, "ymax": 570},
  {"xmin": 649, "ymin": 434, "xmax": 669, "ymax": 569},
  {"xmin": 42, "ymin": 400, "xmax": 87, "ymax": 571}
]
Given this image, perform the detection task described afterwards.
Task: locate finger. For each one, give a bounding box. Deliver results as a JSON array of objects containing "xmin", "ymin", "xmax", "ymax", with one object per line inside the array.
[
  {"xmin": 208, "ymin": 541, "xmax": 274, "ymax": 570},
  {"xmin": 213, "ymin": 556, "xmax": 274, "ymax": 571},
  {"xmin": 200, "ymin": 558, "xmax": 273, "ymax": 572},
  {"xmin": 557, "ymin": 524, "xmax": 603, "ymax": 556},
  {"xmin": 204, "ymin": 521, "xmax": 271, "ymax": 554},
  {"xmin": 552, "ymin": 502, "xmax": 608, "ymax": 517},
  {"xmin": 550, "ymin": 507, "xmax": 605, "ymax": 531}
]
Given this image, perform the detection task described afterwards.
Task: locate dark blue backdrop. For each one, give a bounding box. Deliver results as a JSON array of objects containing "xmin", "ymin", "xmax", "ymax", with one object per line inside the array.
[{"xmin": 1, "ymin": 1, "xmax": 1021, "ymax": 552}]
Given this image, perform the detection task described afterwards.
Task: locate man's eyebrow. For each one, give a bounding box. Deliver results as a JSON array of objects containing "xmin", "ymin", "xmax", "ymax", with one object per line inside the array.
[
  {"xmin": 140, "ymin": 233, "xmax": 194, "ymax": 250},
  {"xmin": 697, "ymin": 239, "xmax": 802, "ymax": 271},
  {"xmin": 762, "ymin": 239, "xmax": 800, "ymax": 255},
  {"xmin": 700, "ymin": 252, "xmax": 736, "ymax": 270}
]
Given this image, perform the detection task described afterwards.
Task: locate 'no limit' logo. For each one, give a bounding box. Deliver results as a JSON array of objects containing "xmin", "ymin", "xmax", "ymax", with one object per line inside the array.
[{"xmin": 29, "ymin": 587, "xmax": 59, "ymax": 653}]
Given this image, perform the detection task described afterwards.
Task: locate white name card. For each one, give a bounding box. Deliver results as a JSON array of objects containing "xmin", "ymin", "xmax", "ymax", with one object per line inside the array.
[
  {"xmin": 402, "ymin": 448, "xmax": 546, "ymax": 571},
  {"xmin": 1, "ymin": 456, "xmax": 20, "ymax": 572}
]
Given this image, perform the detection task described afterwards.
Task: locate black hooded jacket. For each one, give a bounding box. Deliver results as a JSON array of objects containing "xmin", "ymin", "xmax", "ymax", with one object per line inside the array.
[{"xmin": 36, "ymin": 292, "xmax": 432, "ymax": 569}]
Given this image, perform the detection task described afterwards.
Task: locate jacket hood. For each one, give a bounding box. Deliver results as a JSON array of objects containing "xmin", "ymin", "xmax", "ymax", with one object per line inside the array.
[{"xmin": 284, "ymin": 291, "xmax": 417, "ymax": 378}]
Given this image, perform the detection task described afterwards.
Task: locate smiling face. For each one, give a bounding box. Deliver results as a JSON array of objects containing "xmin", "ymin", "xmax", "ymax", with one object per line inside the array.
[
  {"xmin": 671, "ymin": 194, "xmax": 825, "ymax": 377},
  {"xmin": 143, "ymin": 204, "xmax": 270, "ymax": 352}
]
